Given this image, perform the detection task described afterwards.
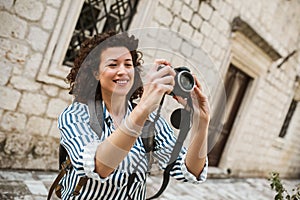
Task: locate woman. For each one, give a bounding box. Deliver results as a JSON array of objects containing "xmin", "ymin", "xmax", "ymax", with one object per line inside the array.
[{"xmin": 58, "ymin": 31, "xmax": 210, "ymax": 199}]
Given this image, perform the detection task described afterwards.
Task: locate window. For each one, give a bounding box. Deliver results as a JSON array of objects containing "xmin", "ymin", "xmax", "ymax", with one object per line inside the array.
[
  {"xmin": 279, "ymin": 99, "xmax": 298, "ymax": 138},
  {"xmin": 63, "ymin": 0, "xmax": 140, "ymax": 67}
]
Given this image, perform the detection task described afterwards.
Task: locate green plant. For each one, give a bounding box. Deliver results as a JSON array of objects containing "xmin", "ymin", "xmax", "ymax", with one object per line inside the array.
[{"xmin": 269, "ymin": 172, "xmax": 300, "ymax": 200}]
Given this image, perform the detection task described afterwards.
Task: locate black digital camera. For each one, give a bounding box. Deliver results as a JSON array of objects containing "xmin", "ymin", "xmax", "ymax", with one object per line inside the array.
[{"xmin": 158, "ymin": 65, "xmax": 195, "ymax": 98}]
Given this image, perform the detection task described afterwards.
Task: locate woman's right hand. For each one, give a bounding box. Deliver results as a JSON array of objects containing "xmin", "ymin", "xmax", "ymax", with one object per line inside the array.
[{"xmin": 138, "ymin": 59, "xmax": 176, "ymax": 115}]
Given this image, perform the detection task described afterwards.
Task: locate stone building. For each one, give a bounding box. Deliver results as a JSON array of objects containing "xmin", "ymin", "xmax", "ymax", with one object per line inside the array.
[{"xmin": 0, "ymin": 0, "xmax": 299, "ymax": 178}]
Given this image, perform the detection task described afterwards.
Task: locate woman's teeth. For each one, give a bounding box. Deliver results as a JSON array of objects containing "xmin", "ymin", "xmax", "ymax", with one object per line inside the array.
[{"xmin": 115, "ymin": 80, "xmax": 128, "ymax": 84}]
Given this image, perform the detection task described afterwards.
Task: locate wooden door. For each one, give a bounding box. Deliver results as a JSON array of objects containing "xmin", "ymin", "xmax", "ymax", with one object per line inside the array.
[{"xmin": 208, "ymin": 64, "xmax": 251, "ymax": 166}]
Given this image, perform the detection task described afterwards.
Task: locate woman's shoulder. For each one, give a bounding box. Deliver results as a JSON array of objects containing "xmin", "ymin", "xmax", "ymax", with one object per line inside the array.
[{"xmin": 58, "ymin": 102, "xmax": 89, "ymax": 125}]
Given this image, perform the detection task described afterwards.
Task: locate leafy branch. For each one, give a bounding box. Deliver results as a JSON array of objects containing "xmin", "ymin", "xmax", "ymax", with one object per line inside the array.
[{"xmin": 269, "ymin": 172, "xmax": 300, "ymax": 200}]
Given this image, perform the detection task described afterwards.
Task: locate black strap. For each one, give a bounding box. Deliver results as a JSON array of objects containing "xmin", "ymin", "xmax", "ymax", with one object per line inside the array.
[
  {"xmin": 47, "ymin": 158, "xmax": 72, "ymax": 200},
  {"xmin": 88, "ymin": 98, "xmax": 104, "ymax": 138},
  {"xmin": 147, "ymin": 107, "xmax": 191, "ymax": 200}
]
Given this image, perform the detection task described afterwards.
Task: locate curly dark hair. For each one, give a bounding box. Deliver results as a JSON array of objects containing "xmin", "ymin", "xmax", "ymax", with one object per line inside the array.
[{"xmin": 66, "ymin": 31, "xmax": 144, "ymax": 104}]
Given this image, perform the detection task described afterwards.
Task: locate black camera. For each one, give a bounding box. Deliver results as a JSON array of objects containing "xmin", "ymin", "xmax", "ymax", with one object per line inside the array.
[{"xmin": 158, "ymin": 65, "xmax": 195, "ymax": 98}]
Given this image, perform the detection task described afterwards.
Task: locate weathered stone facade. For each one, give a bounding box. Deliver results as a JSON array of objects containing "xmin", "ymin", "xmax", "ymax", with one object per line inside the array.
[
  {"xmin": 0, "ymin": 0, "xmax": 71, "ymax": 170},
  {"xmin": 0, "ymin": 0, "xmax": 299, "ymax": 178}
]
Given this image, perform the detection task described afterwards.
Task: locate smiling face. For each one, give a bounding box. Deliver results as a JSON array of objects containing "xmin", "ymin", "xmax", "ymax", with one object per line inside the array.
[{"xmin": 97, "ymin": 47, "xmax": 135, "ymax": 99}]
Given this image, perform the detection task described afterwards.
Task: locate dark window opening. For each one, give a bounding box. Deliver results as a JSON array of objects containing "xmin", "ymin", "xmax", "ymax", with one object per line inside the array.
[
  {"xmin": 63, "ymin": 0, "xmax": 140, "ymax": 67},
  {"xmin": 279, "ymin": 99, "xmax": 298, "ymax": 138}
]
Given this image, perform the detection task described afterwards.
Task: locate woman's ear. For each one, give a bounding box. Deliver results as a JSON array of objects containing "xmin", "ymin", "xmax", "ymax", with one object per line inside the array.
[{"xmin": 93, "ymin": 70, "xmax": 100, "ymax": 80}]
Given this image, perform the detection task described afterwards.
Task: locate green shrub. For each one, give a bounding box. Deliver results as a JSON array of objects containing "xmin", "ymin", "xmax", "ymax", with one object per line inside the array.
[{"xmin": 269, "ymin": 172, "xmax": 300, "ymax": 200}]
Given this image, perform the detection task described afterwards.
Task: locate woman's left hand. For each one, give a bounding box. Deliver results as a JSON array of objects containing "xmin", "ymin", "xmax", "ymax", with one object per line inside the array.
[
  {"xmin": 174, "ymin": 75, "xmax": 210, "ymax": 127},
  {"xmin": 191, "ymin": 75, "xmax": 210, "ymax": 124}
]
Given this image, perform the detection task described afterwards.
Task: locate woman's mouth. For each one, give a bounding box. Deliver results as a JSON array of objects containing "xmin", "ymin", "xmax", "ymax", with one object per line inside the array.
[{"xmin": 113, "ymin": 79, "xmax": 129, "ymax": 85}]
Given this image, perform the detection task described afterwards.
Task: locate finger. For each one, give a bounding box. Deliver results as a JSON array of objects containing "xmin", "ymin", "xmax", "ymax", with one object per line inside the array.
[
  {"xmin": 194, "ymin": 86, "xmax": 206, "ymax": 99},
  {"xmin": 154, "ymin": 59, "xmax": 171, "ymax": 67},
  {"xmin": 193, "ymin": 75, "xmax": 203, "ymax": 91},
  {"xmin": 155, "ymin": 75, "xmax": 175, "ymax": 86},
  {"xmin": 162, "ymin": 84, "xmax": 174, "ymax": 94},
  {"xmin": 173, "ymin": 95, "xmax": 187, "ymax": 105},
  {"xmin": 156, "ymin": 65, "xmax": 176, "ymax": 78}
]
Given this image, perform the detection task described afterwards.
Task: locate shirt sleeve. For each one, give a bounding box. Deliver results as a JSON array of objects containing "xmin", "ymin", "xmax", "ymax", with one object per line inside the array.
[
  {"xmin": 58, "ymin": 103, "xmax": 129, "ymax": 186},
  {"xmin": 152, "ymin": 115, "xmax": 208, "ymax": 183}
]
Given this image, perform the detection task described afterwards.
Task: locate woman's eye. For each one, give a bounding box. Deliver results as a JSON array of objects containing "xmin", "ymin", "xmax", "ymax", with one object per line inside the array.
[
  {"xmin": 108, "ymin": 63, "xmax": 117, "ymax": 67},
  {"xmin": 125, "ymin": 63, "xmax": 133, "ymax": 67}
]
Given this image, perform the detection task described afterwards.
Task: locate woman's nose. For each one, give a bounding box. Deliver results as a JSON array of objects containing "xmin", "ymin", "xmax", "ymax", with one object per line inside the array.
[{"xmin": 117, "ymin": 64, "xmax": 126, "ymax": 75}]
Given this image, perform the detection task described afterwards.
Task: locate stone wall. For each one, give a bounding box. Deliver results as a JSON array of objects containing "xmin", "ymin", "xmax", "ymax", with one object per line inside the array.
[
  {"xmin": 0, "ymin": 0, "xmax": 300, "ymax": 178},
  {"xmin": 0, "ymin": 0, "xmax": 72, "ymax": 170},
  {"xmin": 141, "ymin": 0, "xmax": 300, "ymax": 178}
]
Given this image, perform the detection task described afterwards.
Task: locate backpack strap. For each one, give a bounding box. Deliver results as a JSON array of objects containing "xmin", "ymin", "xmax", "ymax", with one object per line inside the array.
[
  {"xmin": 67, "ymin": 98, "xmax": 103, "ymax": 196},
  {"xmin": 47, "ymin": 158, "xmax": 72, "ymax": 200},
  {"xmin": 48, "ymin": 98, "xmax": 104, "ymax": 199}
]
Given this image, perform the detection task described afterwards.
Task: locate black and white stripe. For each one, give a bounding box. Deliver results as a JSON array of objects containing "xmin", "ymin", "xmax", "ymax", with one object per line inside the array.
[{"xmin": 58, "ymin": 102, "xmax": 208, "ymax": 200}]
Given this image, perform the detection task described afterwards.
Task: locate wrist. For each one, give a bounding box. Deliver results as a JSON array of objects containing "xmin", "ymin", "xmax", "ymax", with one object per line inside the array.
[
  {"xmin": 130, "ymin": 104, "xmax": 150, "ymax": 126},
  {"xmin": 119, "ymin": 116, "xmax": 143, "ymax": 138}
]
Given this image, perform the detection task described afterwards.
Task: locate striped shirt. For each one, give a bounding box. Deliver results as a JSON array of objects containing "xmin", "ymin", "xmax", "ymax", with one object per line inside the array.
[{"xmin": 58, "ymin": 101, "xmax": 208, "ymax": 200}]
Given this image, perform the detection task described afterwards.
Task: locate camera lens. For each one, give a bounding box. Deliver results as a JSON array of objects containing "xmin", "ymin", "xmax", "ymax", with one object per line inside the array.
[{"xmin": 177, "ymin": 71, "xmax": 194, "ymax": 92}]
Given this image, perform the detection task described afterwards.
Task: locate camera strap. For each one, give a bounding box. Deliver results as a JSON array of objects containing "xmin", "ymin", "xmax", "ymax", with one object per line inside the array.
[{"xmin": 147, "ymin": 106, "xmax": 192, "ymax": 200}]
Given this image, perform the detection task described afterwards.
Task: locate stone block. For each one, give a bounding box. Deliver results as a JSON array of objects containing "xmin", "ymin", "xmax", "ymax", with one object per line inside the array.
[
  {"xmin": 217, "ymin": 17, "xmax": 230, "ymax": 34},
  {"xmin": 190, "ymin": 0, "xmax": 200, "ymax": 12},
  {"xmin": 210, "ymin": 11, "xmax": 221, "ymax": 27},
  {"xmin": 170, "ymin": 33, "xmax": 183, "ymax": 51},
  {"xmin": 192, "ymin": 31, "xmax": 204, "ymax": 47},
  {"xmin": 27, "ymin": 26, "xmax": 50, "ymax": 52},
  {"xmin": 191, "ymin": 14, "xmax": 203, "ymax": 29},
  {"xmin": 211, "ymin": 43, "xmax": 222, "ymax": 59},
  {"xmin": 49, "ymin": 120, "xmax": 60, "ymax": 138},
  {"xmin": 33, "ymin": 136, "xmax": 59, "ymax": 157},
  {"xmin": 211, "ymin": 0, "xmax": 221, "ymax": 10},
  {"xmin": 180, "ymin": 41, "xmax": 193, "ymax": 57},
  {"xmin": 181, "ymin": 4, "xmax": 193, "ymax": 22},
  {"xmin": 220, "ymin": 1, "xmax": 233, "ymax": 21},
  {"xmin": 26, "ymin": 116, "xmax": 51, "ymax": 136},
  {"xmin": 178, "ymin": 22, "xmax": 194, "ymax": 38},
  {"xmin": 202, "ymin": 37, "xmax": 213, "ymax": 56},
  {"xmin": 15, "ymin": 0, "xmax": 44, "ymax": 21},
  {"xmin": 170, "ymin": 16, "xmax": 182, "ymax": 32},
  {"xmin": 42, "ymin": 6, "xmax": 58, "ymax": 30},
  {"xmin": 0, "ymin": 86, "xmax": 21, "ymax": 111},
  {"xmin": 199, "ymin": 2, "xmax": 213, "ymax": 21},
  {"xmin": 19, "ymin": 93, "xmax": 48, "ymax": 116},
  {"xmin": 210, "ymin": 28, "xmax": 220, "ymax": 43},
  {"xmin": 0, "ymin": 12, "xmax": 27, "ymax": 39},
  {"xmin": 10, "ymin": 76, "xmax": 41, "ymax": 92},
  {"xmin": 0, "ymin": 0, "xmax": 14, "ymax": 9},
  {"xmin": 159, "ymin": 0, "xmax": 173, "ymax": 9},
  {"xmin": 155, "ymin": 5, "xmax": 173, "ymax": 26},
  {"xmin": 23, "ymin": 53, "xmax": 43, "ymax": 78},
  {"xmin": 172, "ymin": 0, "xmax": 183, "ymax": 16},
  {"xmin": 46, "ymin": 98, "xmax": 68, "ymax": 119},
  {"xmin": 4, "ymin": 134, "xmax": 33, "ymax": 155},
  {"xmin": 47, "ymin": 0, "xmax": 62, "ymax": 8},
  {"xmin": 0, "ymin": 60, "xmax": 13, "ymax": 86},
  {"xmin": 201, "ymin": 21, "xmax": 212, "ymax": 37},
  {"xmin": 42, "ymin": 84, "xmax": 59, "ymax": 97},
  {"xmin": 1, "ymin": 111, "xmax": 27, "ymax": 132},
  {"xmin": 1, "ymin": 39, "xmax": 28, "ymax": 65},
  {"xmin": 58, "ymin": 89, "xmax": 73, "ymax": 103}
]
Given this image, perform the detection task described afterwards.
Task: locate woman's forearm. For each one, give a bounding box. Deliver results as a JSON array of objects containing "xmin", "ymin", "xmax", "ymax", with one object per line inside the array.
[
  {"xmin": 185, "ymin": 122, "xmax": 208, "ymax": 178},
  {"xmin": 94, "ymin": 104, "xmax": 148, "ymax": 178}
]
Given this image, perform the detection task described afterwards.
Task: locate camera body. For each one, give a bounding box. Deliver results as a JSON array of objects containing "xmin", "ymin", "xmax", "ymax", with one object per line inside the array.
[{"xmin": 158, "ymin": 65, "xmax": 195, "ymax": 98}]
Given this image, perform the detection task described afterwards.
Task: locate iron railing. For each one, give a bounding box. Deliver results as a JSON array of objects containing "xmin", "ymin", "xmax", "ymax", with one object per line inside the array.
[{"xmin": 63, "ymin": 0, "xmax": 139, "ymax": 67}]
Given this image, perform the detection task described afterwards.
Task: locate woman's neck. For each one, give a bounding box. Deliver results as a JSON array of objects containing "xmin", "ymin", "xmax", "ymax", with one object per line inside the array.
[{"xmin": 102, "ymin": 93, "xmax": 127, "ymax": 123}]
